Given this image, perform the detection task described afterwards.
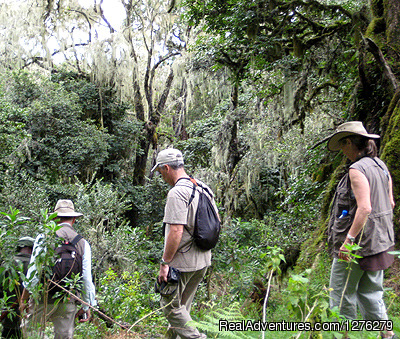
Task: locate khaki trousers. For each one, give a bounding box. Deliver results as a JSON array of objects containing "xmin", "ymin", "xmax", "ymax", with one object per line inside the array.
[
  {"xmin": 329, "ymin": 258, "xmax": 388, "ymax": 320},
  {"xmin": 161, "ymin": 267, "xmax": 208, "ymax": 339},
  {"xmin": 24, "ymin": 299, "xmax": 77, "ymax": 339}
]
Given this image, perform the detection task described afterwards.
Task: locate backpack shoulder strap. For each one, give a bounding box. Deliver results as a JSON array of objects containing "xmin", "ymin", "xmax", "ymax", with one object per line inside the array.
[
  {"xmin": 175, "ymin": 177, "xmax": 198, "ymax": 206},
  {"xmin": 188, "ymin": 178, "xmax": 198, "ymax": 206},
  {"xmin": 190, "ymin": 178, "xmax": 213, "ymax": 200},
  {"xmin": 371, "ymin": 158, "xmax": 390, "ymax": 180},
  {"xmin": 71, "ymin": 234, "xmax": 83, "ymax": 246}
]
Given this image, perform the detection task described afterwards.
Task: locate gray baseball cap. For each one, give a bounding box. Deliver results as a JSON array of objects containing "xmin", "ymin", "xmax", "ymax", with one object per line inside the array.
[{"xmin": 151, "ymin": 148, "xmax": 184, "ymax": 172}]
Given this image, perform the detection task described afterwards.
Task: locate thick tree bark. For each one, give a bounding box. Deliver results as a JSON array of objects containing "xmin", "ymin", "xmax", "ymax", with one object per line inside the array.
[
  {"xmin": 122, "ymin": 0, "xmax": 180, "ymax": 186},
  {"xmin": 385, "ymin": 0, "xmax": 400, "ymax": 48},
  {"xmin": 173, "ymin": 78, "xmax": 187, "ymax": 139},
  {"xmin": 132, "ymin": 123, "xmax": 154, "ymax": 186},
  {"xmin": 133, "ymin": 68, "xmax": 175, "ymax": 186},
  {"xmin": 379, "ymin": 0, "xmax": 400, "ymax": 239}
]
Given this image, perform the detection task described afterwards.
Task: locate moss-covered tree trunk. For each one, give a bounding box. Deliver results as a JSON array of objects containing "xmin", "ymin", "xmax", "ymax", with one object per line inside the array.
[
  {"xmin": 341, "ymin": 0, "xmax": 400, "ymax": 238},
  {"xmin": 325, "ymin": 0, "xmax": 400, "ymax": 219},
  {"xmin": 297, "ymin": 0, "xmax": 400, "ymax": 271},
  {"xmin": 372, "ymin": 0, "xmax": 400, "ymax": 239}
]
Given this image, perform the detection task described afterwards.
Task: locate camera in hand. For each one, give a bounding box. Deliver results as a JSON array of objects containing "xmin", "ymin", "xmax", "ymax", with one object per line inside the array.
[{"xmin": 78, "ymin": 312, "xmax": 87, "ymax": 321}]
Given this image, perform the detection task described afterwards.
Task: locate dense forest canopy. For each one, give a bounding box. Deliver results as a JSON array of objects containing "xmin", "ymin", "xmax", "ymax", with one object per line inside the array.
[{"xmin": 0, "ymin": 0, "xmax": 400, "ymax": 337}]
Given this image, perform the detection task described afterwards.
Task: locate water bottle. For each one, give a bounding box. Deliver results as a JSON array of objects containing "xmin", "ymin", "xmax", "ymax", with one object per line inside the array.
[{"xmin": 338, "ymin": 210, "xmax": 348, "ymax": 219}]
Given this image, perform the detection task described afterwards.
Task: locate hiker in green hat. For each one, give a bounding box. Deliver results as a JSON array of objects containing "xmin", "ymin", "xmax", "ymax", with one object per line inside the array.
[{"xmin": 1, "ymin": 236, "xmax": 34, "ymax": 339}]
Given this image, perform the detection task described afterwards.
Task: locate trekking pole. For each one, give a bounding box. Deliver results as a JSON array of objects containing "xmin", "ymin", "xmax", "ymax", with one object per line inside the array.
[
  {"xmin": 48, "ymin": 279, "xmax": 131, "ymax": 331},
  {"xmin": 49, "ymin": 279, "xmax": 174, "ymax": 333}
]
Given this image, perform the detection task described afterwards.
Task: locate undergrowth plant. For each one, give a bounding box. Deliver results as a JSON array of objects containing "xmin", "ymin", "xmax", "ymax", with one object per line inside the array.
[
  {"xmin": 0, "ymin": 208, "xmax": 32, "ymax": 330},
  {"xmin": 188, "ymin": 302, "xmax": 259, "ymax": 338},
  {"xmin": 97, "ymin": 268, "xmax": 162, "ymax": 328}
]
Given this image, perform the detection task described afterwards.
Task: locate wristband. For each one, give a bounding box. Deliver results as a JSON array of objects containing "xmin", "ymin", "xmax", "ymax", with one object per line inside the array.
[
  {"xmin": 346, "ymin": 234, "xmax": 355, "ymax": 243},
  {"xmin": 161, "ymin": 259, "xmax": 170, "ymax": 266}
]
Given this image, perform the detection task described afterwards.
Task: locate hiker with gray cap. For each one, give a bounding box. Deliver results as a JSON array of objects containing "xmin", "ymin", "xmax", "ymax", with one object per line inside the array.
[
  {"xmin": 152, "ymin": 148, "xmax": 219, "ymax": 339},
  {"xmin": 326, "ymin": 121, "xmax": 396, "ymax": 339},
  {"xmin": 20, "ymin": 199, "xmax": 96, "ymax": 339},
  {"xmin": 1, "ymin": 236, "xmax": 34, "ymax": 339}
]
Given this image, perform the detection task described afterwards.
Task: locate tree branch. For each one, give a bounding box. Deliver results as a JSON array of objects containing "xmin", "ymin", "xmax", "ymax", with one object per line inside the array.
[
  {"xmin": 67, "ymin": 9, "xmax": 93, "ymax": 43},
  {"xmin": 21, "ymin": 41, "xmax": 90, "ymax": 69},
  {"xmin": 99, "ymin": 0, "xmax": 116, "ymax": 33},
  {"xmin": 153, "ymin": 52, "xmax": 181, "ymax": 72},
  {"xmin": 364, "ymin": 36, "xmax": 399, "ymax": 92}
]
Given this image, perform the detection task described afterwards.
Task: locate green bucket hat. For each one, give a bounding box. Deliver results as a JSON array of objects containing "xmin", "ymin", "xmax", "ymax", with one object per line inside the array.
[{"xmin": 17, "ymin": 236, "xmax": 35, "ymax": 248}]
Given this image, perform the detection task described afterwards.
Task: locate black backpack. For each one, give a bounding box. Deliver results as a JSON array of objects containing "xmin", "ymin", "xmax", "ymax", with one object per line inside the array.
[
  {"xmin": 184, "ymin": 178, "xmax": 221, "ymax": 250},
  {"xmin": 48, "ymin": 234, "xmax": 83, "ymax": 295}
]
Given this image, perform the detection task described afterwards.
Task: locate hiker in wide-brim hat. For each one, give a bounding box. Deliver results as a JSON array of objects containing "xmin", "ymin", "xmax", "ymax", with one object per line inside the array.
[
  {"xmin": 326, "ymin": 121, "xmax": 396, "ymax": 339},
  {"xmin": 20, "ymin": 199, "xmax": 96, "ymax": 338},
  {"xmin": 53, "ymin": 199, "xmax": 83, "ymax": 218},
  {"xmin": 327, "ymin": 121, "xmax": 380, "ymax": 152}
]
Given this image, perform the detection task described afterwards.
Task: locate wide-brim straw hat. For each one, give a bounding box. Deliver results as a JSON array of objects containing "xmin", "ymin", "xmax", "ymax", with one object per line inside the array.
[
  {"xmin": 327, "ymin": 121, "xmax": 380, "ymax": 151},
  {"xmin": 54, "ymin": 199, "xmax": 83, "ymax": 218}
]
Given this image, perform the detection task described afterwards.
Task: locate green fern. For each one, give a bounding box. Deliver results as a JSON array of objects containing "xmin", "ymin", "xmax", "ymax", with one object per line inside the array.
[{"xmin": 188, "ymin": 302, "xmax": 259, "ymax": 338}]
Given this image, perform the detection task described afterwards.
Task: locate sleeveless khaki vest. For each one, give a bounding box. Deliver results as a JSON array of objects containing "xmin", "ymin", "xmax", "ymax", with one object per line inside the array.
[{"xmin": 328, "ymin": 157, "xmax": 394, "ymax": 257}]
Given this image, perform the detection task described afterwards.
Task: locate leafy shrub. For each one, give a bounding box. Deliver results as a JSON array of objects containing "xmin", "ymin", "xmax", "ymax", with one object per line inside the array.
[
  {"xmin": 0, "ymin": 170, "xmax": 50, "ymax": 222},
  {"xmin": 118, "ymin": 175, "xmax": 169, "ymax": 229},
  {"xmin": 176, "ymin": 117, "xmax": 221, "ymax": 173},
  {"xmin": 97, "ymin": 268, "xmax": 161, "ymax": 325}
]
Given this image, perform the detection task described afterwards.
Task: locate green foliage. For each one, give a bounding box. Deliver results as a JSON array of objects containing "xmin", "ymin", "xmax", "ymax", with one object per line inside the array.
[
  {"xmin": 3, "ymin": 70, "xmax": 41, "ymax": 108},
  {"xmin": 97, "ymin": 268, "xmax": 161, "ymax": 327},
  {"xmin": 0, "ymin": 208, "xmax": 32, "ymax": 315},
  {"xmin": 0, "ymin": 70, "xmax": 110, "ymax": 182},
  {"xmin": 74, "ymin": 177, "xmax": 130, "ymax": 234},
  {"xmin": 211, "ymin": 218, "xmax": 297, "ymax": 307},
  {"xmin": 50, "ymin": 71, "xmax": 100, "ymax": 120},
  {"xmin": 184, "ymin": 0, "xmax": 356, "ymax": 85},
  {"xmin": 0, "ymin": 91, "xmax": 28, "ymax": 162},
  {"xmin": 50, "ymin": 69, "xmax": 141, "ymax": 181},
  {"xmin": 25, "ymin": 210, "xmax": 63, "ymax": 300},
  {"xmin": 381, "ymin": 101, "xmax": 400, "ymax": 235},
  {"xmin": 285, "ymin": 269, "xmax": 330, "ymax": 323},
  {"xmin": 0, "ymin": 208, "xmax": 32, "ymax": 259},
  {"xmin": 50, "ymin": 69, "xmax": 129, "ymax": 125},
  {"xmin": 104, "ymin": 118, "xmax": 143, "ymax": 179},
  {"xmin": 117, "ymin": 175, "xmax": 168, "ymax": 229},
  {"xmin": 73, "ymin": 320, "xmax": 111, "ymax": 338},
  {"xmin": 261, "ymin": 246, "xmax": 285, "ymax": 277},
  {"xmin": 0, "ymin": 82, "xmax": 30, "ymax": 196},
  {"xmin": 188, "ymin": 302, "xmax": 259, "ymax": 338},
  {"xmin": 0, "ymin": 69, "xmax": 144, "ymax": 184},
  {"xmin": 26, "ymin": 85, "xmax": 110, "ymax": 181},
  {"xmin": 176, "ymin": 116, "xmax": 222, "ymax": 172}
]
